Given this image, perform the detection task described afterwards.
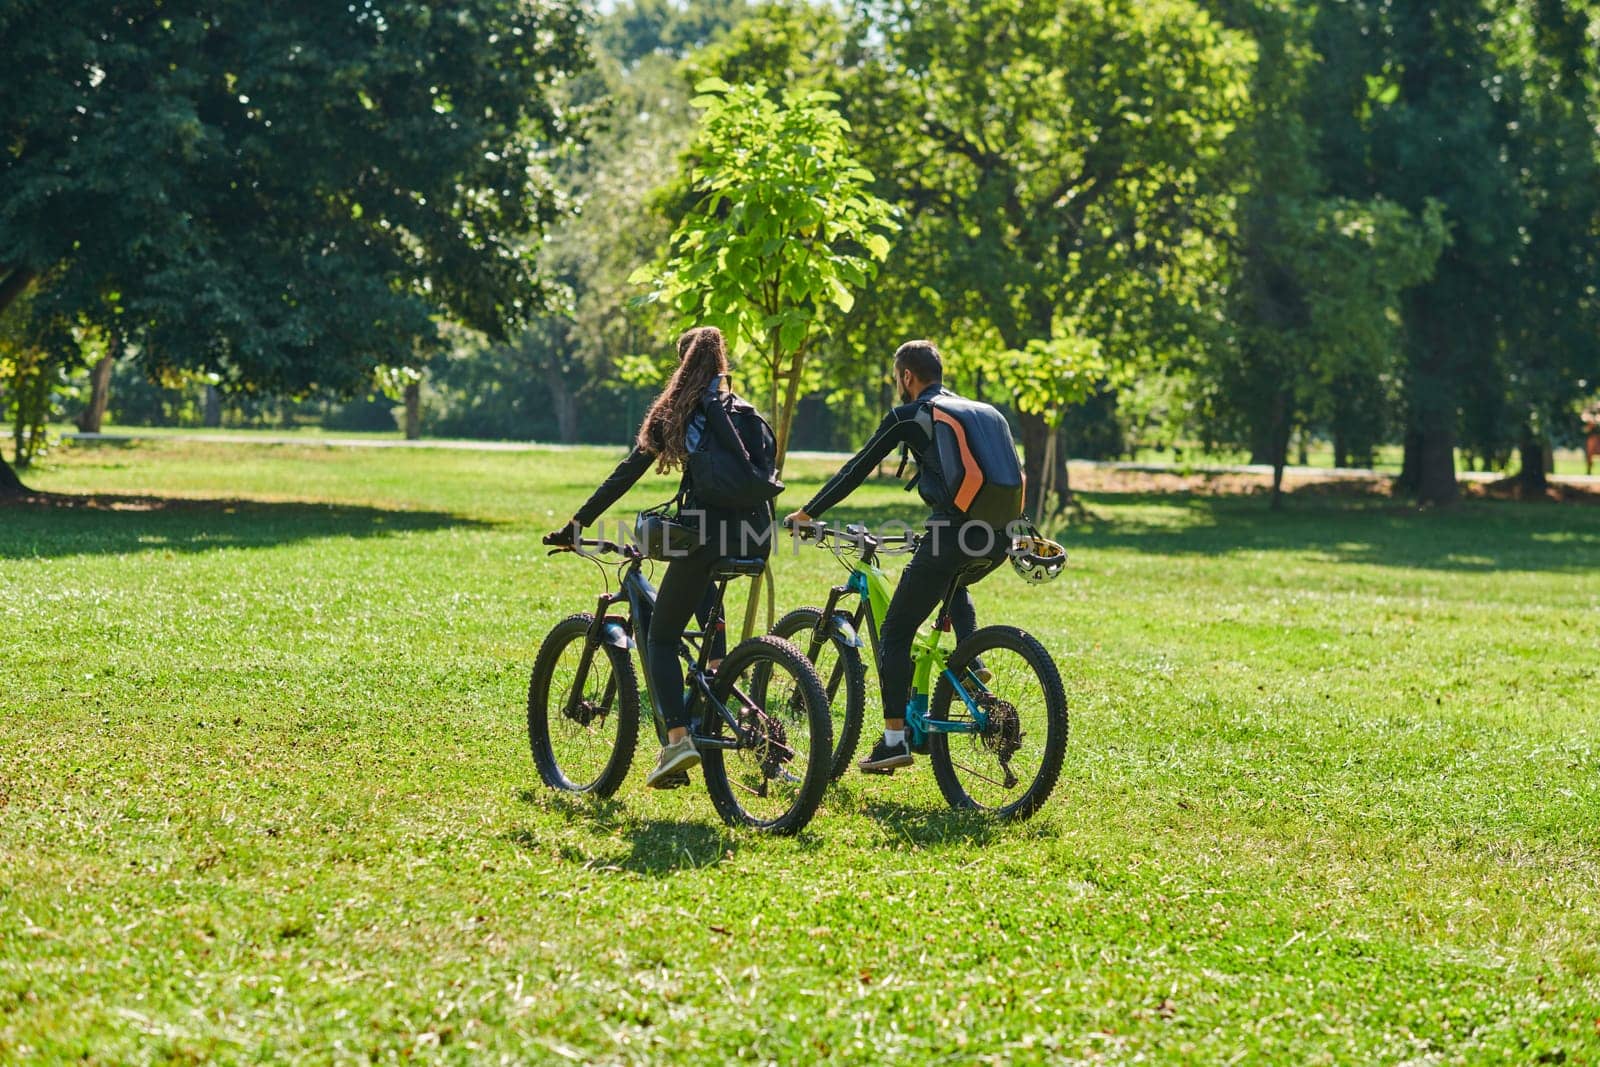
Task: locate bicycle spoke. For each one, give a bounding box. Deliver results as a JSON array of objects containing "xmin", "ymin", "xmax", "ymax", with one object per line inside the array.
[
  {"xmin": 947, "ymin": 759, "xmax": 1013, "ymax": 791},
  {"xmin": 930, "ymin": 627, "xmax": 1067, "ymax": 820},
  {"xmin": 529, "ymin": 614, "xmax": 639, "ymax": 797},
  {"xmin": 700, "ymin": 636, "xmax": 831, "ymax": 832}
]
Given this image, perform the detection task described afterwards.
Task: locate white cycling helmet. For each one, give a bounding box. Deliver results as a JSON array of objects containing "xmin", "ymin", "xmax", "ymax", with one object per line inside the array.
[{"xmin": 1010, "ymin": 532, "xmax": 1067, "ymax": 585}]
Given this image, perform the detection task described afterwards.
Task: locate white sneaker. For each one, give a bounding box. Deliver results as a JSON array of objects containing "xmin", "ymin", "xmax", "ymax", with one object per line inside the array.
[{"xmin": 646, "ymin": 736, "xmax": 701, "ymax": 788}]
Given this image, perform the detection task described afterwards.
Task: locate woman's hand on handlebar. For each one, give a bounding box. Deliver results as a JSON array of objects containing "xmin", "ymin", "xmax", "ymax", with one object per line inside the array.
[{"xmin": 543, "ymin": 521, "xmax": 580, "ymax": 549}]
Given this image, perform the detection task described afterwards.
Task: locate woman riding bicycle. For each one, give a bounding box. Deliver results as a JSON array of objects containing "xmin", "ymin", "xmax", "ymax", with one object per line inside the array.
[{"xmin": 546, "ymin": 326, "xmax": 772, "ymax": 787}]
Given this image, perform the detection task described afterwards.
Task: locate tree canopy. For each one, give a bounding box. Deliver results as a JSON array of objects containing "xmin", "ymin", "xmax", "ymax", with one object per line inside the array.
[
  {"xmin": 6, "ymin": 0, "xmax": 1599, "ymax": 507},
  {"xmin": 0, "ymin": 0, "xmax": 587, "ymax": 487}
]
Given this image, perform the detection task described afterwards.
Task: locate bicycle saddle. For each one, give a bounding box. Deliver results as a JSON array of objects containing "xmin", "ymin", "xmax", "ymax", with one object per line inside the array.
[{"xmin": 955, "ymin": 556, "xmax": 997, "ymax": 582}]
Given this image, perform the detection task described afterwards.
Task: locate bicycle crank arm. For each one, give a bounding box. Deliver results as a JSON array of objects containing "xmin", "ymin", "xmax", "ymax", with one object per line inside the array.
[{"xmin": 686, "ymin": 735, "xmax": 738, "ymax": 751}]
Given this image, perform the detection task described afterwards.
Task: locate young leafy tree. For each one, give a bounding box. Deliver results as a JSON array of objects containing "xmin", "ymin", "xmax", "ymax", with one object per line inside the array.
[
  {"xmin": 633, "ymin": 79, "xmax": 897, "ymax": 467},
  {"xmin": 0, "ymin": 0, "xmax": 585, "ymax": 492},
  {"xmin": 838, "ymin": 0, "xmax": 1254, "ymax": 516}
]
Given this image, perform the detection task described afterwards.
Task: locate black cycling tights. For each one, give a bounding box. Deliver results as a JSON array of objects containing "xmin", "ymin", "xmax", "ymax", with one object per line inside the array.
[
  {"xmin": 646, "ymin": 547, "xmax": 729, "ymax": 731},
  {"xmin": 876, "ymin": 528, "xmax": 1007, "ymax": 722}
]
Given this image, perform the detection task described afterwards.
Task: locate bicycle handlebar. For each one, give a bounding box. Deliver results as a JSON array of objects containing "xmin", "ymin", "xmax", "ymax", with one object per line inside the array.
[
  {"xmin": 787, "ymin": 521, "xmax": 921, "ymax": 556},
  {"xmin": 545, "ymin": 535, "xmax": 643, "ymax": 561}
]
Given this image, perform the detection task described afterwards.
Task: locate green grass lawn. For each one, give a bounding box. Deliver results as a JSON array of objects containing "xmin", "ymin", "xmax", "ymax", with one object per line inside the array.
[{"xmin": 3, "ymin": 437, "xmax": 1599, "ymax": 1063}]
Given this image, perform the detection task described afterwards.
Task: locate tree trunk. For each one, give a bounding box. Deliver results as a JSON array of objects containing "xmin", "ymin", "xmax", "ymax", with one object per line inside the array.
[
  {"xmin": 1414, "ymin": 423, "xmax": 1458, "ymax": 505},
  {"xmin": 1269, "ymin": 391, "xmax": 1291, "ymax": 511},
  {"xmin": 403, "ymin": 381, "xmax": 421, "ymax": 440},
  {"xmin": 202, "ymin": 386, "xmax": 222, "ymax": 428},
  {"xmin": 0, "ymin": 453, "xmax": 28, "ymax": 496},
  {"xmin": 1053, "ymin": 422, "xmax": 1072, "ymax": 512},
  {"xmin": 1019, "ymin": 409, "xmax": 1050, "ymax": 518},
  {"xmin": 1332, "ymin": 426, "xmax": 1349, "ymax": 471},
  {"xmin": 1517, "ymin": 428, "xmax": 1548, "ymax": 494},
  {"xmin": 0, "ymin": 266, "xmax": 37, "ymax": 318},
  {"xmin": 545, "ymin": 366, "xmax": 579, "ymax": 444},
  {"xmin": 1398, "ymin": 297, "xmax": 1460, "ymax": 505},
  {"xmin": 0, "ymin": 269, "xmax": 41, "ymax": 492},
  {"xmin": 76, "ymin": 348, "xmax": 117, "ymax": 433},
  {"xmin": 767, "ymin": 329, "xmax": 784, "ymax": 468},
  {"xmin": 1397, "ymin": 428, "xmax": 1421, "ymax": 495}
]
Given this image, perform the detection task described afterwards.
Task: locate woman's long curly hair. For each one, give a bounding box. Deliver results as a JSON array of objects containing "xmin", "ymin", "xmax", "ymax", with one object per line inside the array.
[{"xmin": 636, "ymin": 326, "xmax": 730, "ymax": 472}]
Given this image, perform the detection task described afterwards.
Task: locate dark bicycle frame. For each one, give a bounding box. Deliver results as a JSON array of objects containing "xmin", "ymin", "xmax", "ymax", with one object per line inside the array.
[{"xmin": 561, "ymin": 539, "xmax": 794, "ymax": 760}]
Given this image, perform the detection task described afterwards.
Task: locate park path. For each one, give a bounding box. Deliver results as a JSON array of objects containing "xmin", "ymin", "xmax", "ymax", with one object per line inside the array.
[{"xmin": 62, "ymin": 431, "xmax": 1600, "ymax": 487}]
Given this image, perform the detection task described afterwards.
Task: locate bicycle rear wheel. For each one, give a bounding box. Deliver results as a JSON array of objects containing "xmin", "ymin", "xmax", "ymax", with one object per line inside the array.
[
  {"xmin": 528, "ymin": 613, "xmax": 640, "ymax": 796},
  {"xmin": 699, "ymin": 635, "xmax": 832, "ymax": 834},
  {"xmin": 928, "ymin": 625, "xmax": 1067, "ymax": 821},
  {"xmin": 771, "ymin": 606, "xmax": 866, "ymax": 779}
]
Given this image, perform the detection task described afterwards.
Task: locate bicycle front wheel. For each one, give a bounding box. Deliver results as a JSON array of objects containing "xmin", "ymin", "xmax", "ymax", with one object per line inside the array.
[
  {"xmin": 771, "ymin": 606, "xmax": 866, "ymax": 780},
  {"xmin": 928, "ymin": 625, "xmax": 1067, "ymax": 821},
  {"xmin": 699, "ymin": 636, "xmax": 832, "ymax": 834},
  {"xmin": 527, "ymin": 613, "xmax": 640, "ymax": 796}
]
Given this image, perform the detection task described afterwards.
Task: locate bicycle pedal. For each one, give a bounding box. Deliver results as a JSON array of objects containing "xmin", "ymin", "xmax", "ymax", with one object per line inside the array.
[
  {"xmin": 860, "ymin": 766, "xmax": 896, "ymax": 776},
  {"xmin": 655, "ymin": 770, "xmax": 692, "ymax": 789}
]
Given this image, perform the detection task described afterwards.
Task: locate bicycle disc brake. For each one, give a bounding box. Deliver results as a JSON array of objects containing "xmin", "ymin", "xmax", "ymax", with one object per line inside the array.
[{"xmin": 564, "ymin": 698, "xmax": 607, "ymax": 728}]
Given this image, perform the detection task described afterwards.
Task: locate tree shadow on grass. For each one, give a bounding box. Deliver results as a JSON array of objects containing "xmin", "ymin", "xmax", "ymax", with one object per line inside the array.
[
  {"xmin": 511, "ymin": 788, "xmax": 743, "ymax": 877},
  {"xmin": 1066, "ymin": 490, "xmax": 1600, "ymax": 573},
  {"xmin": 0, "ymin": 492, "xmax": 488, "ymax": 559},
  {"xmin": 786, "ymin": 491, "xmax": 1600, "ymax": 574}
]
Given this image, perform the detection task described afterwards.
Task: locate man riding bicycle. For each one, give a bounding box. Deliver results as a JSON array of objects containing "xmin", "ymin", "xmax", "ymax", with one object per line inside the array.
[{"xmin": 784, "ymin": 341, "xmax": 1010, "ymax": 774}]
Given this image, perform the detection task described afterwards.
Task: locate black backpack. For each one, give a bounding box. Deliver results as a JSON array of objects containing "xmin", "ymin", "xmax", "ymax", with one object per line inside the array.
[
  {"xmin": 903, "ymin": 392, "xmax": 1025, "ymax": 527},
  {"xmin": 685, "ymin": 390, "xmax": 785, "ymax": 511}
]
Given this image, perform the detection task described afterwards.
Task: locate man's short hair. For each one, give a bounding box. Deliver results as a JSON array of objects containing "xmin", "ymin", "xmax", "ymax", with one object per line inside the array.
[{"xmin": 894, "ymin": 340, "xmax": 943, "ymax": 383}]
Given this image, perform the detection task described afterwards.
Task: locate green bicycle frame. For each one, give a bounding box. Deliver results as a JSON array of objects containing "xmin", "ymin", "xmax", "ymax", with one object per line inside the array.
[{"xmin": 818, "ymin": 546, "xmax": 991, "ymax": 748}]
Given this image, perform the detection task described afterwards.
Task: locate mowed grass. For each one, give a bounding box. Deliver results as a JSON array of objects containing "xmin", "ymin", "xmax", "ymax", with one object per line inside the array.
[{"xmin": 3, "ymin": 436, "xmax": 1599, "ymax": 1064}]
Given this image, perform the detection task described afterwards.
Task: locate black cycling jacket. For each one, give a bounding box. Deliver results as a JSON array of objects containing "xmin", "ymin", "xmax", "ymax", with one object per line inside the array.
[
  {"xmin": 803, "ymin": 383, "xmax": 950, "ymax": 518},
  {"xmin": 573, "ymin": 392, "xmax": 770, "ymax": 557}
]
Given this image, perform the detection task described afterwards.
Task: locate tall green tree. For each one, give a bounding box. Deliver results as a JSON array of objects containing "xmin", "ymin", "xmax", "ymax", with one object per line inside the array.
[
  {"xmin": 1310, "ymin": 0, "xmax": 1525, "ymax": 504},
  {"xmin": 1496, "ymin": 0, "xmax": 1600, "ymax": 490},
  {"xmin": 0, "ymin": 0, "xmax": 585, "ymax": 492},
  {"xmin": 838, "ymin": 0, "xmax": 1254, "ymax": 516},
  {"xmin": 1196, "ymin": 0, "xmax": 1445, "ymax": 508},
  {"xmin": 1308, "ymin": 0, "xmax": 1600, "ymax": 500},
  {"xmin": 634, "ymin": 79, "xmax": 897, "ymax": 467}
]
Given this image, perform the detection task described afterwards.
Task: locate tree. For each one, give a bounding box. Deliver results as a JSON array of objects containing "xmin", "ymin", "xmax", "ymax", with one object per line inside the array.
[
  {"xmin": 633, "ymin": 79, "xmax": 897, "ymax": 467},
  {"xmin": 1495, "ymin": 0, "xmax": 1600, "ymax": 492},
  {"xmin": 0, "ymin": 288, "xmax": 75, "ymax": 477},
  {"xmin": 0, "ymin": 1, "xmax": 586, "ymax": 492},
  {"xmin": 1309, "ymin": 0, "xmax": 1526, "ymax": 505},
  {"xmin": 1204, "ymin": 197, "xmax": 1446, "ymax": 507},
  {"xmin": 838, "ymin": 0, "xmax": 1254, "ymax": 517},
  {"xmin": 1194, "ymin": 0, "xmax": 1445, "ymax": 508},
  {"xmin": 75, "ymin": 332, "xmax": 118, "ymax": 435}
]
